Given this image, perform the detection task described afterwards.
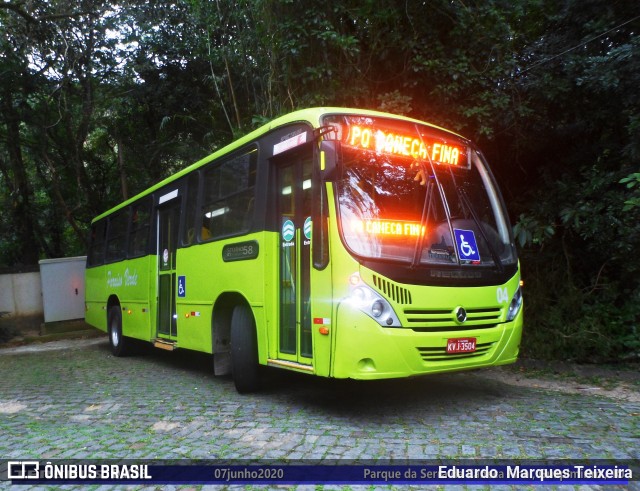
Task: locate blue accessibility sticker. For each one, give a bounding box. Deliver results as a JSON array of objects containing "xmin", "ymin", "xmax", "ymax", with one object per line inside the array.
[
  {"xmin": 454, "ymin": 229, "xmax": 481, "ymax": 262},
  {"xmin": 178, "ymin": 275, "xmax": 186, "ymax": 297}
]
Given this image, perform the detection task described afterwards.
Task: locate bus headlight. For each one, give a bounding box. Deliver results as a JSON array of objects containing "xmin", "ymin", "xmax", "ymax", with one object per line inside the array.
[
  {"xmin": 371, "ymin": 300, "xmax": 384, "ymax": 318},
  {"xmin": 506, "ymin": 286, "xmax": 523, "ymax": 322},
  {"xmin": 347, "ymin": 273, "xmax": 401, "ymax": 327}
]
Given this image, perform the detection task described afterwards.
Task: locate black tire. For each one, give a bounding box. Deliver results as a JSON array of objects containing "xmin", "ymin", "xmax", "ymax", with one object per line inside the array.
[
  {"xmin": 230, "ymin": 304, "xmax": 260, "ymax": 393},
  {"xmin": 107, "ymin": 305, "xmax": 131, "ymax": 357}
]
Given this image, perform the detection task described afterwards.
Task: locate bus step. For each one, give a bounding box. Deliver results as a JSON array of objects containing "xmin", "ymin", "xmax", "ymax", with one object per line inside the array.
[
  {"xmin": 267, "ymin": 358, "xmax": 314, "ymax": 372},
  {"xmin": 153, "ymin": 338, "xmax": 177, "ymax": 351}
]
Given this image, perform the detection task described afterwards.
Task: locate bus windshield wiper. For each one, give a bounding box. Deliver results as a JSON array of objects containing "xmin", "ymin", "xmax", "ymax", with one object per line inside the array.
[
  {"xmin": 449, "ymin": 169, "xmax": 504, "ymax": 273},
  {"xmin": 411, "ymin": 124, "xmax": 457, "ymax": 268},
  {"xmin": 411, "ymin": 178, "xmax": 434, "ymax": 267}
]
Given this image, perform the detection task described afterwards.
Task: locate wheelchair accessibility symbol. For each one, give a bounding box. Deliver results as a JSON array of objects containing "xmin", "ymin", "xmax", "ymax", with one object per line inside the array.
[
  {"xmin": 454, "ymin": 229, "xmax": 481, "ymax": 262},
  {"xmin": 178, "ymin": 275, "xmax": 186, "ymax": 297}
]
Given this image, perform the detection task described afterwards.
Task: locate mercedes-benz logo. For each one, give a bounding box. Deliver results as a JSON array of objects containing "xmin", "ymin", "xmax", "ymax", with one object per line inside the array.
[{"xmin": 456, "ymin": 307, "xmax": 467, "ymax": 323}]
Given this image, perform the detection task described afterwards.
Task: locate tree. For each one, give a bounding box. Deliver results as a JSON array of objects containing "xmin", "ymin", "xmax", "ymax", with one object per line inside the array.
[{"xmin": 510, "ymin": 0, "xmax": 640, "ymax": 360}]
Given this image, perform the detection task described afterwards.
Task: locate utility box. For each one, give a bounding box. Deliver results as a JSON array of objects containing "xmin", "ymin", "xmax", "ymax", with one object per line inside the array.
[{"xmin": 39, "ymin": 256, "xmax": 87, "ymax": 323}]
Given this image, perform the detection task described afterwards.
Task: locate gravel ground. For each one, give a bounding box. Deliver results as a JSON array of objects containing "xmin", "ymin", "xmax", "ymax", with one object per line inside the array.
[{"xmin": 1, "ymin": 336, "xmax": 638, "ymax": 490}]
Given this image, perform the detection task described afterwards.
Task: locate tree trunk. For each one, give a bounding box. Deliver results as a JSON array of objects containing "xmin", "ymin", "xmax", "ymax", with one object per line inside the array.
[
  {"xmin": 117, "ymin": 136, "xmax": 129, "ymax": 201},
  {"xmin": 1, "ymin": 89, "xmax": 40, "ymax": 265}
]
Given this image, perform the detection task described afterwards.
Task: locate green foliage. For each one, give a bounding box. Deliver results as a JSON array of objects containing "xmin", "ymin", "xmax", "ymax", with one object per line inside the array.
[
  {"xmin": 502, "ymin": 0, "xmax": 640, "ymax": 362},
  {"xmin": 521, "ymin": 255, "xmax": 640, "ymax": 361},
  {"xmin": 513, "ymin": 214, "xmax": 555, "ymax": 249},
  {"xmin": 620, "ymin": 173, "xmax": 640, "ymax": 211},
  {"xmin": 375, "ymin": 91, "xmax": 412, "ymax": 116},
  {"xmin": 515, "ymin": 164, "xmax": 640, "ymax": 362}
]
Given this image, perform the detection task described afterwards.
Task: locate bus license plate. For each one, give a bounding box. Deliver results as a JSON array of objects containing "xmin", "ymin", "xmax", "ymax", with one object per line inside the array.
[{"xmin": 446, "ymin": 337, "xmax": 476, "ymax": 354}]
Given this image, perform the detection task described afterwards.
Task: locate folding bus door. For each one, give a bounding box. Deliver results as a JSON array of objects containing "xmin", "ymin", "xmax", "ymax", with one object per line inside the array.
[
  {"xmin": 274, "ymin": 150, "xmax": 313, "ymax": 365},
  {"xmin": 157, "ymin": 200, "xmax": 180, "ymax": 339}
]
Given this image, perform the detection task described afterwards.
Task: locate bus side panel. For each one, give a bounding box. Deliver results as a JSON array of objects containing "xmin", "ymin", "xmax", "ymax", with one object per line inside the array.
[
  {"xmin": 117, "ymin": 255, "xmax": 153, "ymax": 341},
  {"xmin": 298, "ymin": 189, "xmax": 344, "ymax": 376},
  {"xmin": 85, "ymin": 265, "xmax": 107, "ymax": 332},
  {"xmin": 261, "ymin": 231, "xmax": 278, "ymax": 365},
  {"xmin": 309, "ymin": 245, "xmax": 333, "ymax": 378},
  {"xmin": 173, "ymin": 242, "xmax": 215, "ymax": 353},
  {"xmin": 85, "ymin": 257, "xmax": 153, "ymax": 341},
  {"xmin": 175, "ymin": 232, "xmax": 267, "ymax": 357}
]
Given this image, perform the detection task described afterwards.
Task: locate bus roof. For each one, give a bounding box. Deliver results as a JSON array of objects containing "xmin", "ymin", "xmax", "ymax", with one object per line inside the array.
[{"xmin": 91, "ymin": 107, "xmax": 463, "ymax": 223}]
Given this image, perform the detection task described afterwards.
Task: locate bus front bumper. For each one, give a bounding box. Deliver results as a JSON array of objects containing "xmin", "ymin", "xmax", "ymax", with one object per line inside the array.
[{"xmin": 331, "ymin": 303, "xmax": 523, "ymax": 380}]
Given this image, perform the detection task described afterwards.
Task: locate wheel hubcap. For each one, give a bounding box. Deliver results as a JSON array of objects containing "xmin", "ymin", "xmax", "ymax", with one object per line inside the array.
[{"xmin": 111, "ymin": 325, "xmax": 119, "ymax": 347}]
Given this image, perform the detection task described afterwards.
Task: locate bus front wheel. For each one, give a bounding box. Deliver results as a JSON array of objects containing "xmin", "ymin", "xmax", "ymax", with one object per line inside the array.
[
  {"xmin": 108, "ymin": 305, "xmax": 131, "ymax": 357},
  {"xmin": 230, "ymin": 304, "xmax": 260, "ymax": 393}
]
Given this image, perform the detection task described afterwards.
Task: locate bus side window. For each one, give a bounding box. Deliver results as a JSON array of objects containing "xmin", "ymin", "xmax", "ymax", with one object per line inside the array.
[
  {"xmin": 201, "ymin": 149, "xmax": 257, "ymax": 240},
  {"xmin": 106, "ymin": 209, "xmax": 129, "ymax": 262},
  {"xmin": 183, "ymin": 173, "xmax": 201, "ymax": 245},
  {"xmin": 128, "ymin": 198, "xmax": 152, "ymax": 257},
  {"xmin": 88, "ymin": 220, "xmax": 107, "ymax": 266}
]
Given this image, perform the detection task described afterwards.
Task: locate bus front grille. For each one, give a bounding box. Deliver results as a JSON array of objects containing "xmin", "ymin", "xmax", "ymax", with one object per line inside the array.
[
  {"xmin": 403, "ymin": 307, "xmax": 502, "ymax": 330},
  {"xmin": 417, "ymin": 342, "xmax": 494, "ymax": 362},
  {"xmin": 372, "ymin": 275, "xmax": 412, "ymax": 305},
  {"xmin": 410, "ymin": 324, "xmax": 498, "ymax": 333}
]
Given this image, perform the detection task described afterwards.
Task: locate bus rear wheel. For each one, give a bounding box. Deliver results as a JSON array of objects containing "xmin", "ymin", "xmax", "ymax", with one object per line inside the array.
[
  {"xmin": 230, "ymin": 304, "xmax": 260, "ymax": 393},
  {"xmin": 108, "ymin": 305, "xmax": 131, "ymax": 357}
]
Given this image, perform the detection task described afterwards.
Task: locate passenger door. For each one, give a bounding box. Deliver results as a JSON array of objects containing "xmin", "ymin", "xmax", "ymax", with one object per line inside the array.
[
  {"xmin": 157, "ymin": 200, "xmax": 180, "ymax": 338},
  {"xmin": 274, "ymin": 149, "xmax": 313, "ymax": 365}
]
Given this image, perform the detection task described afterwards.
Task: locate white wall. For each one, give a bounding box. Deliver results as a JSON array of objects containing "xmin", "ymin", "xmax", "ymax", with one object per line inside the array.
[{"xmin": 0, "ymin": 271, "xmax": 43, "ymax": 318}]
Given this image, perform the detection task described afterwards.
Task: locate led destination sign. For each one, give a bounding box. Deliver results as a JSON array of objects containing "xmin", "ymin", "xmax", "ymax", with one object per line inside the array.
[
  {"xmin": 351, "ymin": 219, "xmax": 425, "ymax": 237},
  {"xmin": 346, "ymin": 125, "xmax": 467, "ymax": 167}
]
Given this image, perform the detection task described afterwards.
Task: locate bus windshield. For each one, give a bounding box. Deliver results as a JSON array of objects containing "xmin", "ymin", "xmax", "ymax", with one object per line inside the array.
[{"xmin": 333, "ymin": 119, "xmax": 517, "ymax": 269}]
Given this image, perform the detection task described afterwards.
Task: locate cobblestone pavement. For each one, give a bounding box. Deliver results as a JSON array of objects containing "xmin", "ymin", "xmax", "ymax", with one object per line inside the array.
[{"xmin": 0, "ymin": 337, "xmax": 638, "ymax": 490}]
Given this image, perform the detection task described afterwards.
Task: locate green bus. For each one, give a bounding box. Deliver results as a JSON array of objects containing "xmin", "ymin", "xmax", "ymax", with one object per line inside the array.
[{"xmin": 85, "ymin": 107, "xmax": 523, "ymax": 392}]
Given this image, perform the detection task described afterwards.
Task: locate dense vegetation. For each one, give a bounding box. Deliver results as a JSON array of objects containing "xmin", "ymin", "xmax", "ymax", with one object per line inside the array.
[{"xmin": 1, "ymin": 0, "xmax": 638, "ymax": 362}]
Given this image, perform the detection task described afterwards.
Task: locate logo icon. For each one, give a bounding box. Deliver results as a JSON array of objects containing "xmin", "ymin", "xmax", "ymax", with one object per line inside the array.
[
  {"xmin": 455, "ymin": 307, "xmax": 467, "ymax": 323},
  {"xmin": 282, "ymin": 219, "xmax": 295, "ymax": 242},
  {"xmin": 454, "ymin": 229, "xmax": 480, "ymax": 262},
  {"xmin": 8, "ymin": 461, "xmax": 40, "ymax": 479},
  {"xmin": 303, "ymin": 217, "xmax": 312, "ymax": 240}
]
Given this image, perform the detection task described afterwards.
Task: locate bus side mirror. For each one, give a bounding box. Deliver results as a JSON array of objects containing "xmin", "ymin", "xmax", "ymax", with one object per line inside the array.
[{"xmin": 319, "ymin": 140, "xmax": 338, "ymax": 181}]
